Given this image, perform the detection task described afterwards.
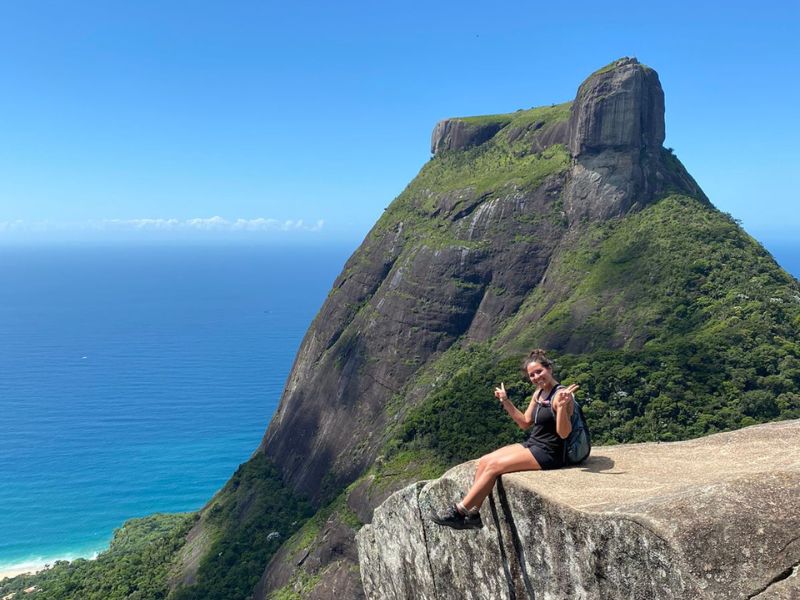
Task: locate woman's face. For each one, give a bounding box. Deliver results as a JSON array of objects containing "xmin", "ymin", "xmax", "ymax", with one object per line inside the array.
[{"xmin": 526, "ymin": 361, "xmax": 553, "ymax": 388}]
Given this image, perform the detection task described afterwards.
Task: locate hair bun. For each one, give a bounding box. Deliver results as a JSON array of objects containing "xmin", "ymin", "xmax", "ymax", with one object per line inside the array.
[
  {"xmin": 524, "ymin": 348, "xmax": 554, "ymax": 371},
  {"xmin": 528, "ymin": 348, "xmax": 548, "ymax": 360}
]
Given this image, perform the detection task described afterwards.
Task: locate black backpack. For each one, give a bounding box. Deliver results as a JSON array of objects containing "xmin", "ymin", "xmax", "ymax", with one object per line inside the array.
[{"xmin": 564, "ymin": 399, "xmax": 591, "ymax": 465}]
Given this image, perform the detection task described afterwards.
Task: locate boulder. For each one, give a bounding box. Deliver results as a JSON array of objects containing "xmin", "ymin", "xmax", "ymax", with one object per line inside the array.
[
  {"xmin": 357, "ymin": 420, "xmax": 800, "ymax": 599},
  {"xmin": 564, "ymin": 57, "xmax": 673, "ymax": 221},
  {"xmin": 568, "ymin": 57, "xmax": 665, "ymax": 155}
]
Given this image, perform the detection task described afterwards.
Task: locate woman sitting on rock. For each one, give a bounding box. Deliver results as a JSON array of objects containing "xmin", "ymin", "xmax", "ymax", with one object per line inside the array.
[{"xmin": 431, "ymin": 348, "xmax": 579, "ymax": 530}]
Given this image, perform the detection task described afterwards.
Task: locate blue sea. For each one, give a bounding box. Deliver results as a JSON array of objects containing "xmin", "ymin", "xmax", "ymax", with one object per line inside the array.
[
  {"xmin": 0, "ymin": 243, "xmax": 353, "ymax": 574},
  {"xmin": 0, "ymin": 237, "xmax": 797, "ymax": 576},
  {"xmin": 762, "ymin": 239, "xmax": 800, "ymax": 281}
]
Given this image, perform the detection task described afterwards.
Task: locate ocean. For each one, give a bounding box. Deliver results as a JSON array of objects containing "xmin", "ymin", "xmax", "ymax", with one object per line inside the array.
[
  {"xmin": 0, "ymin": 243, "xmax": 353, "ymax": 573},
  {"xmin": 761, "ymin": 239, "xmax": 800, "ymax": 281},
  {"xmin": 0, "ymin": 237, "xmax": 797, "ymax": 575}
]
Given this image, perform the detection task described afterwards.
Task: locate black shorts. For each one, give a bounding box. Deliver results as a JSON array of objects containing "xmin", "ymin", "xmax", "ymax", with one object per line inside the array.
[{"xmin": 521, "ymin": 441, "xmax": 565, "ymax": 470}]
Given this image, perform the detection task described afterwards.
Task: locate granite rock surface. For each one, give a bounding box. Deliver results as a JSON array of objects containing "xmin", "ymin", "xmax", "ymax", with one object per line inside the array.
[
  {"xmin": 564, "ymin": 57, "xmax": 703, "ymax": 221},
  {"xmin": 357, "ymin": 421, "xmax": 800, "ymax": 599},
  {"xmin": 431, "ymin": 118, "xmax": 509, "ymax": 155}
]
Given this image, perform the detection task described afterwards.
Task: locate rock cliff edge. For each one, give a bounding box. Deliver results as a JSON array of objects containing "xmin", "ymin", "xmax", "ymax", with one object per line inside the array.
[{"xmin": 357, "ymin": 421, "xmax": 800, "ymax": 599}]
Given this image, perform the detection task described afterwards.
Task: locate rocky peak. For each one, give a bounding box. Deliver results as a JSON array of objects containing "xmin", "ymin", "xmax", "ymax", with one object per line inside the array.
[
  {"xmin": 428, "ymin": 58, "xmax": 700, "ymax": 223},
  {"xmin": 568, "ymin": 57, "xmax": 665, "ymax": 156},
  {"xmin": 562, "ymin": 57, "xmax": 697, "ymax": 221}
]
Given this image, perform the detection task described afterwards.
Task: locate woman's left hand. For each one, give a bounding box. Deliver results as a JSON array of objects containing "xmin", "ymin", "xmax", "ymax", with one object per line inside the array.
[{"xmin": 553, "ymin": 384, "xmax": 579, "ymax": 412}]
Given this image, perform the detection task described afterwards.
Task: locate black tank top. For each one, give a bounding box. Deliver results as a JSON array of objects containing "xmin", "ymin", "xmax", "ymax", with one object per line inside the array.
[{"xmin": 524, "ymin": 385, "xmax": 564, "ymax": 458}]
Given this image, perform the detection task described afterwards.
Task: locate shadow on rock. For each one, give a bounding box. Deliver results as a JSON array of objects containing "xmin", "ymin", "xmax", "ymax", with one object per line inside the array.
[{"xmin": 576, "ymin": 455, "xmax": 620, "ymax": 474}]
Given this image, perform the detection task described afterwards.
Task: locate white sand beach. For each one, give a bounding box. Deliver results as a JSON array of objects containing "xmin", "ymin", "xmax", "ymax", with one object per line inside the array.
[
  {"xmin": 0, "ymin": 561, "xmax": 50, "ymax": 582},
  {"xmin": 0, "ymin": 551, "xmax": 100, "ymax": 583}
]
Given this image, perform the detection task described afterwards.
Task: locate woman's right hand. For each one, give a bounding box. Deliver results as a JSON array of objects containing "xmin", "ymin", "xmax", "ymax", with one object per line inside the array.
[{"xmin": 494, "ymin": 382, "xmax": 508, "ymax": 403}]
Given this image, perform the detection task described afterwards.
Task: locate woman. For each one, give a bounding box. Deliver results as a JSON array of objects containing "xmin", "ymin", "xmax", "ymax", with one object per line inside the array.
[{"xmin": 431, "ymin": 349, "xmax": 578, "ymax": 530}]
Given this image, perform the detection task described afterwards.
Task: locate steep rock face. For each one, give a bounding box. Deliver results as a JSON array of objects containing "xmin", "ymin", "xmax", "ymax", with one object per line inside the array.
[
  {"xmin": 357, "ymin": 421, "xmax": 800, "ymax": 599},
  {"xmin": 431, "ymin": 118, "xmax": 508, "ymax": 154},
  {"xmin": 258, "ymin": 171, "xmax": 573, "ymax": 502},
  {"xmin": 568, "ymin": 58, "xmax": 665, "ymax": 154},
  {"xmin": 564, "ymin": 57, "xmax": 703, "ymax": 221}
]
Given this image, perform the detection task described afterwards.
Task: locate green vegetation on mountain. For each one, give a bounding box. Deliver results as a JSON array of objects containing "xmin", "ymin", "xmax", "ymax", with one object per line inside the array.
[
  {"xmin": 458, "ymin": 101, "xmax": 571, "ymax": 128},
  {"xmin": 269, "ymin": 571, "xmax": 322, "ymax": 600},
  {"xmin": 392, "ymin": 194, "xmax": 800, "ymax": 462},
  {"xmin": 371, "ymin": 102, "xmax": 572, "ymax": 249},
  {"xmin": 413, "ymin": 142, "xmax": 569, "ymax": 205},
  {"xmin": 168, "ymin": 455, "xmax": 313, "ymax": 600}
]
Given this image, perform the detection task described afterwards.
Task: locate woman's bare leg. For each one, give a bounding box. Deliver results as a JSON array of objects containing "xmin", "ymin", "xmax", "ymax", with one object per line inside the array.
[
  {"xmin": 461, "ymin": 444, "xmax": 540, "ymax": 510},
  {"xmin": 471, "ymin": 444, "xmax": 514, "ymax": 487}
]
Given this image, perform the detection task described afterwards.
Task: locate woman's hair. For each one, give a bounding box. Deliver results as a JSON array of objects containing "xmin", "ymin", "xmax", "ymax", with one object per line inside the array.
[{"xmin": 523, "ymin": 348, "xmax": 554, "ymax": 372}]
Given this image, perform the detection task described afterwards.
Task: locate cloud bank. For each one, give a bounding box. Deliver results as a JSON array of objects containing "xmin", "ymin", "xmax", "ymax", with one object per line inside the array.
[{"xmin": 0, "ymin": 217, "xmax": 325, "ymax": 234}]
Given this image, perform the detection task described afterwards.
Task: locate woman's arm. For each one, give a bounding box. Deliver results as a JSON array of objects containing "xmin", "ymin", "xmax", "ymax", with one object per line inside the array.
[
  {"xmin": 553, "ymin": 384, "xmax": 580, "ymax": 439},
  {"xmin": 495, "ymin": 383, "xmax": 534, "ymax": 430},
  {"xmin": 521, "ymin": 392, "xmax": 538, "ymax": 429}
]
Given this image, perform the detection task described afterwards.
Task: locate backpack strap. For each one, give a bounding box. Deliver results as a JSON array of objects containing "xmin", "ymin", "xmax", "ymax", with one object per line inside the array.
[
  {"xmin": 538, "ymin": 384, "xmax": 562, "ymax": 405},
  {"xmin": 534, "ymin": 384, "xmax": 563, "ymax": 426}
]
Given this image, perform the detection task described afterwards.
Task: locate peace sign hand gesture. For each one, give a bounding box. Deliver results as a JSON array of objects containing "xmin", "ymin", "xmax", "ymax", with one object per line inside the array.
[
  {"xmin": 552, "ymin": 383, "xmax": 579, "ymax": 412},
  {"xmin": 494, "ymin": 382, "xmax": 508, "ymax": 404}
]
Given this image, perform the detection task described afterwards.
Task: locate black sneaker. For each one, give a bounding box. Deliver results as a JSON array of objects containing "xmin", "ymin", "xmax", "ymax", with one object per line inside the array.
[
  {"xmin": 464, "ymin": 511, "xmax": 483, "ymax": 529},
  {"xmin": 430, "ymin": 505, "xmax": 483, "ymax": 530}
]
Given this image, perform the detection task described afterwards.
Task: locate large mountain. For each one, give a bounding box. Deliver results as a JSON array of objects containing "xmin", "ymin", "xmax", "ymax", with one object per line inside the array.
[
  {"xmin": 212, "ymin": 57, "xmax": 799, "ymax": 599},
  {"xmin": 259, "ymin": 57, "xmax": 704, "ymax": 502},
  {"xmin": 7, "ymin": 57, "xmax": 797, "ymax": 600}
]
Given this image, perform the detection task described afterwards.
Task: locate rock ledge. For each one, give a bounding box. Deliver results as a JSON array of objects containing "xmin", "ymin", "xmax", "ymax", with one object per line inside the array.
[{"xmin": 357, "ymin": 421, "xmax": 800, "ymax": 599}]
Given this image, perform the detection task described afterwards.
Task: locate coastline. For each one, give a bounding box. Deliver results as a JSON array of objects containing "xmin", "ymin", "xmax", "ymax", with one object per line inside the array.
[
  {"xmin": 0, "ymin": 551, "xmax": 99, "ymax": 583},
  {"xmin": 0, "ymin": 561, "xmax": 51, "ymax": 582},
  {"xmin": 0, "ymin": 245, "xmax": 332, "ymax": 588}
]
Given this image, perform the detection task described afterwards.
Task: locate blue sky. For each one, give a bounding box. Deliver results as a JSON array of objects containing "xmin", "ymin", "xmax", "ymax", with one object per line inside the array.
[{"xmin": 0, "ymin": 1, "xmax": 797, "ymax": 246}]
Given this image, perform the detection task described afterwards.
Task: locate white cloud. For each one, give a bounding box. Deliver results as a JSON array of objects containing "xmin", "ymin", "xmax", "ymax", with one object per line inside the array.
[
  {"xmin": 0, "ymin": 220, "xmax": 24, "ymax": 232},
  {"xmin": 183, "ymin": 216, "xmax": 229, "ymax": 230},
  {"xmin": 0, "ymin": 217, "xmax": 325, "ymax": 234}
]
